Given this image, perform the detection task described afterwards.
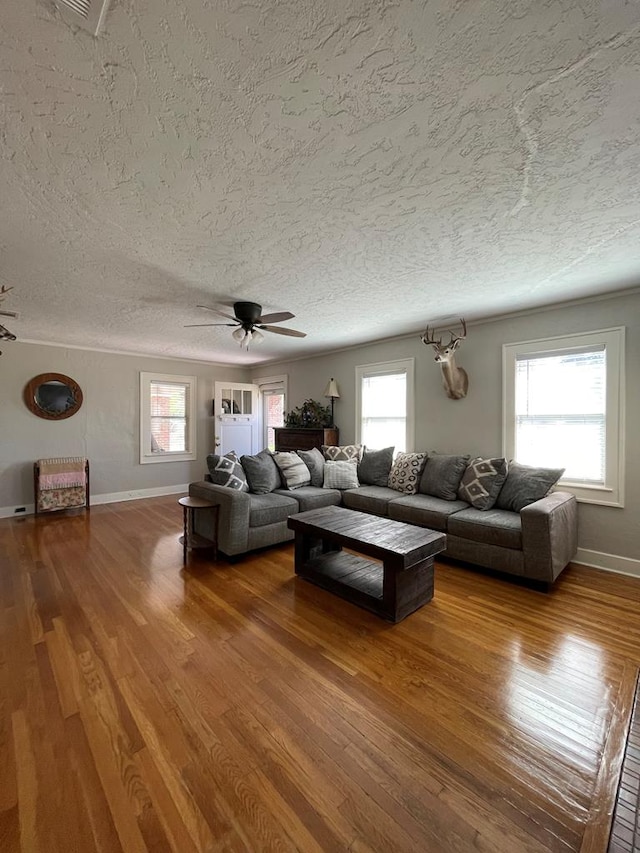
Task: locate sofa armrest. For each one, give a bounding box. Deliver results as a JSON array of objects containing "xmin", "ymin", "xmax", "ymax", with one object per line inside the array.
[
  {"xmin": 521, "ymin": 491, "xmax": 578, "ymax": 582},
  {"xmin": 188, "ymin": 481, "xmax": 250, "ymax": 556}
]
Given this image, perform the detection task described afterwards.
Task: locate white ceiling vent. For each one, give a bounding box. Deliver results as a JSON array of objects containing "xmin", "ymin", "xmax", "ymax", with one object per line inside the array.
[{"xmin": 54, "ymin": 0, "xmax": 111, "ymax": 36}]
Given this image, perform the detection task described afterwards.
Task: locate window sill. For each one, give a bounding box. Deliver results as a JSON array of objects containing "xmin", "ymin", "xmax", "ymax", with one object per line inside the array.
[
  {"xmin": 140, "ymin": 452, "xmax": 196, "ymax": 465},
  {"xmin": 557, "ymin": 482, "xmax": 624, "ymax": 508}
]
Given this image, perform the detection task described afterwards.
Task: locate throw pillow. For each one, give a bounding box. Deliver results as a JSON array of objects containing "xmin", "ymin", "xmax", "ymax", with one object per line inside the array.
[
  {"xmin": 296, "ymin": 447, "xmax": 325, "ymax": 487},
  {"xmin": 323, "ymin": 460, "xmax": 360, "ymax": 490},
  {"xmin": 358, "ymin": 446, "xmax": 395, "ymax": 487},
  {"xmin": 420, "ymin": 453, "xmax": 470, "ymax": 501},
  {"xmin": 322, "ymin": 444, "xmax": 362, "ymax": 463},
  {"xmin": 272, "ymin": 451, "xmax": 311, "ymax": 490},
  {"xmin": 457, "ymin": 457, "xmax": 508, "ymax": 510},
  {"xmin": 240, "ymin": 449, "xmax": 281, "ymax": 494},
  {"xmin": 388, "ymin": 452, "xmax": 428, "ymax": 495},
  {"xmin": 205, "ymin": 451, "xmax": 249, "ymax": 492},
  {"xmin": 496, "ymin": 462, "xmax": 565, "ymax": 512}
]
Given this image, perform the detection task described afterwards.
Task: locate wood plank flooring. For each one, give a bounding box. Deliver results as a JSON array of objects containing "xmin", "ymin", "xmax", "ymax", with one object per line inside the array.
[{"xmin": 1, "ymin": 495, "xmax": 639, "ymax": 852}]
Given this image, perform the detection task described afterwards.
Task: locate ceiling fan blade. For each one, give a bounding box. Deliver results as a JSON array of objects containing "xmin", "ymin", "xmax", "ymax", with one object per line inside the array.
[
  {"xmin": 196, "ymin": 305, "xmax": 238, "ymax": 322},
  {"xmin": 184, "ymin": 322, "xmax": 237, "ymax": 327},
  {"xmin": 260, "ymin": 325, "xmax": 306, "ymax": 338},
  {"xmin": 257, "ymin": 311, "xmax": 294, "ymax": 324}
]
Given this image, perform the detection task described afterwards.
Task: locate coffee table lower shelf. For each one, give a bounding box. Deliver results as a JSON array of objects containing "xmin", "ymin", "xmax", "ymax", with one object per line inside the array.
[{"xmin": 298, "ymin": 551, "xmax": 385, "ymax": 613}]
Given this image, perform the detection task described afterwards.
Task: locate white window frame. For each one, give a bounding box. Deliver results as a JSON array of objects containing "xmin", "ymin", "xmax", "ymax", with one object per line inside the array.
[
  {"xmin": 502, "ymin": 328, "xmax": 625, "ymax": 507},
  {"xmin": 254, "ymin": 374, "xmax": 288, "ymax": 449},
  {"xmin": 355, "ymin": 358, "xmax": 415, "ymax": 452},
  {"xmin": 140, "ymin": 372, "xmax": 197, "ymax": 464}
]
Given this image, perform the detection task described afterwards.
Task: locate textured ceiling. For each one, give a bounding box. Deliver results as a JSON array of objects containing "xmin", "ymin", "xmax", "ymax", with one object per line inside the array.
[{"xmin": 1, "ymin": 0, "xmax": 639, "ymax": 365}]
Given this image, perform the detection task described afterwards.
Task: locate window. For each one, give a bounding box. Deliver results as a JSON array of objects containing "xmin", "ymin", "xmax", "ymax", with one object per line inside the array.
[
  {"xmin": 140, "ymin": 372, "xmax": 197, "ymax": 464},
  {"xmin": 255, "ymin": 375, "xmax": 287, "ymax": 451},
  {"xmin": 356, "ymin": 359, "xmax": 414, "ymax": 452},
  {"xmin": 503, "ymin": 328, "xmax": 625, "ymax": 506}
]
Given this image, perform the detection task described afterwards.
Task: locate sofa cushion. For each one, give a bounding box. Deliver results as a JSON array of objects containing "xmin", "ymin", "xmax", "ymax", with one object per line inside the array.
[
  {"xmin": 388, "ymin": 494, "xmax": 470, "ymax": 532},
  {"xmin": 275, "ymin": 486, "xmax": 342, "ymax": 512},
  {"xmin": 342, "ymin": 486, "xmax": 401, "ymax": 517},
  {"xmin": 296, "ymin": 447, "xmax": 325, "ymax": 487},
  {"xmin": 248, "ymin": 492, "xmax": 298, "ymax": 528},
  {"xmin": 387, "ymin": 452, "xmax": 428, "ymax": 495},
  {"xmin": 420, "ymin": 453, "xmax": 470, "ymax": 500},
  {"xmin": 495, "ymin": 462, "xmax": 565, "ymax": 512},
  {"xmin": 205, "ymin": 451, "xmax": 249, "ymax": 492},
  {"xmin": 457, "ymin": 457, "xmax": 508, "ymax": 510},
  {"xmin": 357, "ymin": 446, "xmax": 394, "ymax": 487},
  {"xmin": 322, "ymin": 444, "xmax": 362, "ymax": 463},
  {"xmin": 323, "ymin": 460, "xmax": 360, "ymax": 490},
  {"xmin": 272, "ymin": 451, "xmax": 311, "ymax": 490},
  {"xmin": 241, "ymin": 450, "xmax": 281, "ymax": 494},
  {"xmin": 448, "ymin": 507, "xmax": 522, "ymax": 550}
]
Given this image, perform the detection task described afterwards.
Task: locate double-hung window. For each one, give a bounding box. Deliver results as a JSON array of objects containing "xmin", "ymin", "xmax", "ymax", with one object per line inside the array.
[
  {"xmin": 140, "ymin": 372, "xmax": 197, "ymax": 464},
  {"xmin": 355, "ymin": 359, "xmax": 414, "ymax": 452},
  {"xmin": 503, "ymin": 328, "xmax": 625, "ymax": 506}
]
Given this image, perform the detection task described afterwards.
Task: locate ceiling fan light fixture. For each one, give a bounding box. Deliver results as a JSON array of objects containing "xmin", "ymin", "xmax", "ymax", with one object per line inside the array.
[
  {"xmin": 251, "ymin": 329, "xmax": 264, "ymax": 344},
  {"xmin": 232, "ymin": 326, "xmax": 246, "ymax": 343}
]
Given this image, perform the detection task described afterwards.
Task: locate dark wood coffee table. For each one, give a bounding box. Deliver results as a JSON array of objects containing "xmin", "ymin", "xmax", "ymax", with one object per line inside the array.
[{"xmin": 288, "ymin": 506, "xmax": 446, "ymax": 622}]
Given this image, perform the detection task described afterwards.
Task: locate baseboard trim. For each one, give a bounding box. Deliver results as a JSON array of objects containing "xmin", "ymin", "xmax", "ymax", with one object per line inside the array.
[
  {"xmin": 575, "ymin": 548, "xmax": 640, "ymax": 578},
  {"xmin": 0, "ymin": 484, "xmax": 189, "ymax": 519}
]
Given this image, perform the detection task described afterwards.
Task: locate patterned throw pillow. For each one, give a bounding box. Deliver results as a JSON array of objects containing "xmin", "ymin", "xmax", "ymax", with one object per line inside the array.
[
  {"xmin": 322, "ymin": 461, "xmax": 360, "ymax": 490},
  {"xmin": 457, "ymin": 457, "xmax": 508, "ymax": 510},
  {"xmin": 206, "ymin": 451, "xmax": 249, "ymax": 492},
  {"xmin": 272, "ymin": 451, "xmax": 311, "ymax": 490},
  {"xmin": 296, "ymin": 447, "xmax": 325, "ymax": 487},
  {"xmin": 388, "ymin": 452, "xmax": 428, "ymax": 495},
  {"xmin": 358, "ymin": 446, "xmax": 395, "ymax": 487},
  {"xmin": 495, "ymin": 462, "xmax": 565, "ymax": 512},
  {"xmin": 322, "ymin": 444, "xmax": 362, "ymax": 463}
]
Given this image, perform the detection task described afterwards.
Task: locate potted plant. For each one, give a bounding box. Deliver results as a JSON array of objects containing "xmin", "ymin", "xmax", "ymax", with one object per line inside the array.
[{"xmin": 284, "ymin": 398, "xmax": 332, "ymax": 428}]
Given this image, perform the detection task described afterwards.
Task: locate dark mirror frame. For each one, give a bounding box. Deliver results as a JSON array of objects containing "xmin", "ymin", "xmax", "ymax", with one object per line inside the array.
[{"xmin": 24, "ymin": 372, "xmax": 84, "ymax": 420}]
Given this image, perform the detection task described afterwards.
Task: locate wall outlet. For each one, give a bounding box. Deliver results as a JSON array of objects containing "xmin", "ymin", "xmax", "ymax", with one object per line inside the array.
[{"xmin": 14, "ymin": 507, "xmax": 26, "ymax": 513}]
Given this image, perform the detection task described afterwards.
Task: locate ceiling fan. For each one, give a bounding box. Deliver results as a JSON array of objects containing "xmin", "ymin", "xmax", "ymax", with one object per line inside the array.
[{"xmin": 185, "ymin": 301, "xmax": 306, "ymax": 349}]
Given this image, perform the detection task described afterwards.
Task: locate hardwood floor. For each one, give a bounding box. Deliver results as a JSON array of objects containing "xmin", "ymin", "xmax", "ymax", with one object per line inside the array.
[{"xmin": 1, "ymin": 496, "xmax": 639, "ymax": 852}]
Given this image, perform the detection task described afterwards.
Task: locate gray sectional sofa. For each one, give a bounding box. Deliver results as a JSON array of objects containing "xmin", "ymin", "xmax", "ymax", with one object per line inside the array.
[{"xmin": 188, "ymin": 448, "xmax": 578, "ymax": 585}]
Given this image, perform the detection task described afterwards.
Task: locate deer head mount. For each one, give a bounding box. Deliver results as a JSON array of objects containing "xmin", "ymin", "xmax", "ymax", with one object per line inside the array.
[{"xmin": 421, "ymin": 318, "xmax": 469, "ymax": 400}]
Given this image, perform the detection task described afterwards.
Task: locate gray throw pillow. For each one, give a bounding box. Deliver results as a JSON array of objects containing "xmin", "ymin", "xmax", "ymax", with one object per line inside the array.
[
  {"xmin": 358, "ymin": 446, "xmax": 395, "ymax": 487},
  {"xmin": 206, "ymin": 451, "xmax": 249, "ymax": 492},
  {"xmin": 297, "ymin": 447, "xmax": 324, "ymax": 487},
  {"xmin": 420, "ymin": 453, "xmax": 470, "ymax": 501},
  {"xmin": 495, "ymin": 462, "xmax": 565, "ymax": 512},
  {"xmin": 240, "ymin": 449, "xmax": 281, "ymax": 494},
  {"xmin": 272, "ymin": 451, "xmax": 311, "ymax": 490},
  {"xmin": 457, "ymin": 457, "xmax": 508, "ymax": 510}
]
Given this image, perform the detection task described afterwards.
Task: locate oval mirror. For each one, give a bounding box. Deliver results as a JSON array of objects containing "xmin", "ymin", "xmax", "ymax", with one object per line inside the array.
[{"xmin": 24, "ymin": 373, "xmax": 83, "ymax": 420}]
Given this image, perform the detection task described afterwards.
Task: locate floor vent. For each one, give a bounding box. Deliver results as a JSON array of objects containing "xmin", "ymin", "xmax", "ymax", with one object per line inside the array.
[{"xmin": 54, "ymin": 0, "xmax": 111, "ymax": 36}]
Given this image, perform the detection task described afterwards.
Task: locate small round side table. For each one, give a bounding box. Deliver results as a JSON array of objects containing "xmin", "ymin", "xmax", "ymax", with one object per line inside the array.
[{"xmin": 178, "ymin": 496, "xmax": 219, "ymax": 564}]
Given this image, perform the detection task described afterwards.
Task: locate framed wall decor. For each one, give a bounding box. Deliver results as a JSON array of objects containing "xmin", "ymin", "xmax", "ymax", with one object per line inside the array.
[{"xmin": 24, "ymin": 372, "xmax": 84, "ymax": 420}]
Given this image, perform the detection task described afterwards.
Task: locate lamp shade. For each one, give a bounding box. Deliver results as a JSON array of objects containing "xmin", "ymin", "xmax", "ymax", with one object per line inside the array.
[{"xmin": 323, "ymin": 378, "xmax": 340, "ymax": 399}]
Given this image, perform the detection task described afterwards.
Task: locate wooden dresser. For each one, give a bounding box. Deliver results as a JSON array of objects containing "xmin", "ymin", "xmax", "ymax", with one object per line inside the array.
[{"xmin": 274, "ymin": 427, "xmax": 339, "ymax": 452}]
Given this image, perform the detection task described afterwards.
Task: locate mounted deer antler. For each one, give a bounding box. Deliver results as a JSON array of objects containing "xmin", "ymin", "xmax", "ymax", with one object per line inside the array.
[{"xmin": 421, "ymin": 318, "xmax": 469, "ymax": 400}]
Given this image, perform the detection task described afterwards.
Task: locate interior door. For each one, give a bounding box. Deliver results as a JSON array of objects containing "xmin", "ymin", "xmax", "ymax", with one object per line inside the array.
[{"xmin": 214, "ymin": 382, "xmax": 260, "ymax": 457}]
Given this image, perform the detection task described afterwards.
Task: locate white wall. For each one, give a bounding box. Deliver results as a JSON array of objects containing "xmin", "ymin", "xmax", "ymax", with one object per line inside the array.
[
  {"xmin": 254, "ymin": 290, "xmax": 640, "ymax": 567},
  {"xmin": 0, "ymin": 343, "xmax": 249, "ymax": 513}
]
